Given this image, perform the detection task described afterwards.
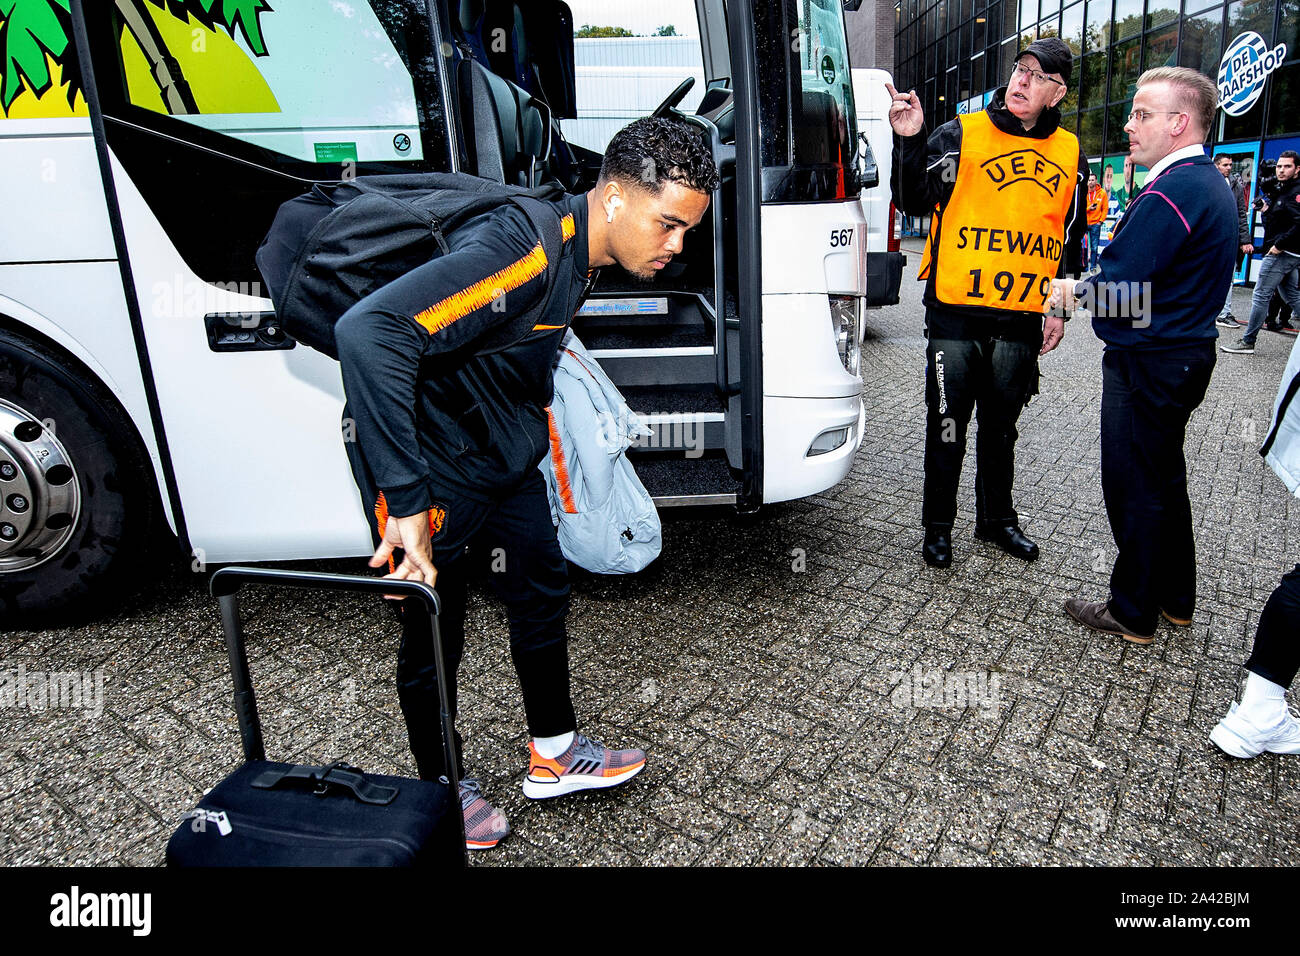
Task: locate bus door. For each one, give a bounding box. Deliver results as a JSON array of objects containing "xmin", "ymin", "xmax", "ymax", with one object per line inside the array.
[
  {"xmin": 74, "ymin": 0, "xmax": 453, "ymax": 564},
  {"xmin": 748, "ymin": 0, "xmax": 869, "ymax": 504}
]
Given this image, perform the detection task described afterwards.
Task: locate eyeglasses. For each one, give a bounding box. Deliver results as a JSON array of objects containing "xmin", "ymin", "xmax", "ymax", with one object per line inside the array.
[
  {"xmin": 1010, "ymin": 62, "xmax": 1064, "ymax": 87},
  {"xmin": 1127, "ymin": 109, "xmax": 1186, "ymax": 123}
]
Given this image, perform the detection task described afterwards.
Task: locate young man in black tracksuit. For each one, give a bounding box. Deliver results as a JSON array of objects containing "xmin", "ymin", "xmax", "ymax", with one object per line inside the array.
[
  {"xmin": 334, "ymin": 118, "xmax": 718, "ymax": 849},
  {"xmin": 888, "ymin": 37, "xmax": 1087, "ymax": 569}
]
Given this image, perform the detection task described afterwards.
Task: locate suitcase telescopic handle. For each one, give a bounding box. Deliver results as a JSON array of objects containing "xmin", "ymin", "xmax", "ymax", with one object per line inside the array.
[{"xmin": 208, "ymin": 568, "xmax": 460, "ymax": 812}]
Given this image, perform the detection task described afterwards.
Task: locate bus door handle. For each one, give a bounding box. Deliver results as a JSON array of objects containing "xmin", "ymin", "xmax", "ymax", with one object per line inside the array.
[{"xmin": 205, "ymin": 312, "xmax": 297, "ymax": 352}]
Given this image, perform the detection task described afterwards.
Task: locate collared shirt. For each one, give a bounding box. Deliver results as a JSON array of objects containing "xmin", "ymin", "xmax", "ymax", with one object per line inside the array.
[{"xmin": 1145, "ymin": 144, "xmax": 1206, "ymax": 183}]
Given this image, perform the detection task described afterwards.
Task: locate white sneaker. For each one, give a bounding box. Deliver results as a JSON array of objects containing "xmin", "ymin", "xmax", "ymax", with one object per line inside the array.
[{"xmin": 1209, "ymin": 702, "xmax": 1300, "ymax": 758}]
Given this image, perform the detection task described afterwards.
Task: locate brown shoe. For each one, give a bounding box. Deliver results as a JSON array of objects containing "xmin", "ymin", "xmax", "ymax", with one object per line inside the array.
[
  {"xmin": 1064, "ymin": 597, "xmax": 1155, "ymax": 644},
  {"xmin": 1160, "ymin": 608, "xmax": 1192, "ymax": 627}
]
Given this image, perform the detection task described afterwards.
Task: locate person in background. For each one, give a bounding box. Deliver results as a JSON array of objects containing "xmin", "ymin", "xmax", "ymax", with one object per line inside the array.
[
  {"xmin": 1213, "ymin": 153, "xmax": 1253, "ymax": 329},
  {"xmin": 1222, "ymin": 150, "xmax": 1300, "ymax": 354},
  {"xmin": 1086, "ymin": 171, "xmax": 1107, "ymax": 272}
]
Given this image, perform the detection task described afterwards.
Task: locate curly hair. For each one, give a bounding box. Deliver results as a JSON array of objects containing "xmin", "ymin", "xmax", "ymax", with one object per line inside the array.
[{"xmin": 599, "ymin": 117, "xmax": 720, "ymax": 195}]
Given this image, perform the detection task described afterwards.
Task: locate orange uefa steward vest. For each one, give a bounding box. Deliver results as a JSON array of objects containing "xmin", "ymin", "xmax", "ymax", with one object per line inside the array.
[{"xmin": 919, "ymin": 110, "xmax": 1080, "ymax": 313}]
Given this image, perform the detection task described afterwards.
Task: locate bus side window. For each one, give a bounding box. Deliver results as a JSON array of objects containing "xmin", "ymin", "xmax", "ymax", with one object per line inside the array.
[{"xmin": 108, "ymin": 1, "xmax": 425, "ymax": 165}]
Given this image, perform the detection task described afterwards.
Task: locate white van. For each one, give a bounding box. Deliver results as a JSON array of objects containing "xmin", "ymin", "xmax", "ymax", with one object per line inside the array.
[{"xmin": 852, "ymin": 68, "xmax": 906, "ymax": 306}]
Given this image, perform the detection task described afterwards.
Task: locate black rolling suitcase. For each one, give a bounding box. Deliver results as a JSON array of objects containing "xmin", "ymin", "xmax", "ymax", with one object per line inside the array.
[{"xmin": 165, "ymin": 567, "xmax": 466, "ymax": 867}]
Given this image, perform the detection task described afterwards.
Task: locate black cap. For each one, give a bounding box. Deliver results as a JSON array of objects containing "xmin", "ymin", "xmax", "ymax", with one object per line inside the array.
[{"xmin": 1016, "ymin": 37, "xmax": 1072, "ymax": 85}]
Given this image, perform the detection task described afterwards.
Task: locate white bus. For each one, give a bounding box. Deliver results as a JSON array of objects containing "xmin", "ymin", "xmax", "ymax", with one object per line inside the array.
[{"xmin": 0, "ymin": 0, "xmax": 885, "ymax": 622}]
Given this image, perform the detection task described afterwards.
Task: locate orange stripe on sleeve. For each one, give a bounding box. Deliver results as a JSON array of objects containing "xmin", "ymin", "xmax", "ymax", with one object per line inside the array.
[
  {"xmin": 373, "ymin": 492, "xmax": 396, "ymax": 573},
  {"xmin": 412, "ymin": 241, "xmax": 548, "ymax": 335},
  {"xmin": 546, "ymin": 407, "xmax": 578, "ymax": 514},
  {"xmin": 560, "ymin": 214, "xmax": 575, "ymax": 242}
]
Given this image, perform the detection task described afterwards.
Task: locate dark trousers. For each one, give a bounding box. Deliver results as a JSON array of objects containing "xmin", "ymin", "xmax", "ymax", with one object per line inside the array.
[
  {"xmin": 350, "ymin": 454, "xmax": 577, "ymax": 781},
  {"xmin": 1244, "ymin": 564, "xmax": 1300, "ymax": 688},
  {"xmin": 923, "ymin": 335, "xmax": 1039, "ymax": 529},
  {"xmin": 1099, "ymin": 343, "xmax": 1215, "ymax": 635},
  {"xmin": 1088, "ymin": 223, "xmax": 1102, "ymax": 270}
]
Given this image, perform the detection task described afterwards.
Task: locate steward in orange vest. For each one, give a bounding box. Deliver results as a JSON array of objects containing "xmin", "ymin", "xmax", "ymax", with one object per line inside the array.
[{"xmin": 886, "ymin": 37, "xmax": 1087, "ymax": 570}]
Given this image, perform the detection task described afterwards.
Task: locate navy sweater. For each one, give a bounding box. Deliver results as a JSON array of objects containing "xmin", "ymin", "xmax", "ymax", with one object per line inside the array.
[{"xmin": 1079, "ymin": 154, "xmax": 1236, "ymax": 350}]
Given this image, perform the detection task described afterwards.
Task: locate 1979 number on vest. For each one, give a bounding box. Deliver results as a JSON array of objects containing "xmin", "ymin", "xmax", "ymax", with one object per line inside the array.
[{"xmin": 966, "ymin": 269, "xmax": 1051, "ymax": 304}]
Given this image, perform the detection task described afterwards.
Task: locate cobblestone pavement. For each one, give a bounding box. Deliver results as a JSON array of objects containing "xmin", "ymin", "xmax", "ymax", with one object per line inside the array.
[{"xmin": 4, "ymin": 248, "xmax": 1299, "ymax": 867}]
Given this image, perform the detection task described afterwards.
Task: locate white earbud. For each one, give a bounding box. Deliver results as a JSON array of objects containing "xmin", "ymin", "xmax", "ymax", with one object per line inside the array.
[{"xmin": 606, "ymin": 198, "xmax": 620, "ymax": 223}]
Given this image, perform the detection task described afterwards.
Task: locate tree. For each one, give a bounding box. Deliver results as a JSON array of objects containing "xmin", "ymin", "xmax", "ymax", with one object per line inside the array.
[
  {"xmin": 655, "ymin": 24, "xmax": 677, "ymax": 36},
  {"xmin": 1, "ymin": 0, "xmax": 272, "ymax": 116},
  {"xmin": 574, "ymin": 24, "xmax": 633, "ymax": 38}
]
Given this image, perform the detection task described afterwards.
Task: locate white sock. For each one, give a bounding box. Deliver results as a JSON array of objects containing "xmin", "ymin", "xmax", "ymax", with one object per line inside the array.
[
  {"xmin": 1238, "ymin": 671, "xmax": 1287, "ymax": 726},
  {"xmin": 533, "ymin": 732, "xmax": 575, "ymax": 759}
]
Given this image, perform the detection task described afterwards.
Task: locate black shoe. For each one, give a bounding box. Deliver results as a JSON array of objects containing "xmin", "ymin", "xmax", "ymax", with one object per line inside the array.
[
  {"xmin": 922, "ymin": 527, "xmax": 952, "ymax": 568},
  {"xmin": 975, "ymin": 523, "xmax": 1039, "ymax": 561}
]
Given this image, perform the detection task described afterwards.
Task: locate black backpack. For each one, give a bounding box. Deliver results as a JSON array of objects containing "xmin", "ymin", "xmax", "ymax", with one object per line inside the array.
[{"xmin": 256, "ymin": 172, "xmax": 567, "ymax": 358}]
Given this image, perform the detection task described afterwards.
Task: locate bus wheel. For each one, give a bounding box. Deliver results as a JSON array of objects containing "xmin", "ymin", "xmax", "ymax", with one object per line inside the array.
[{"xmin": 0, "ymin": 331, "xmax": 160, "ymax": 628}]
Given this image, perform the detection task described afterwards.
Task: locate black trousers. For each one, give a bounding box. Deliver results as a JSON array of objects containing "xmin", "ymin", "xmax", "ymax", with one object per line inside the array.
[
  {"xmin": 1099, "ymin": 342, "xmax": 1215, "ymax": 635},
  {"xmin": 350, "ymin": 451, "xmax": 577, "ymax": 781},
  {"xmin": 1244, "ymin": 564, "xmax": 1300, "ymax": 688},
  {"xmin": 923, "ymin": 335, "xmax": 1039, "ymax": 528}
]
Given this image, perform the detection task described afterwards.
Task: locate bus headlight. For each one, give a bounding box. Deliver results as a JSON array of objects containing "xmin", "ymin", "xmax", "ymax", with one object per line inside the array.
[
  {"xmin": 829, "ymin": 295, "xmax": 862, "ymax": 376},
  {"xmin": 807, "ymin": 426, "xmax": 850, "ymax": 457}
]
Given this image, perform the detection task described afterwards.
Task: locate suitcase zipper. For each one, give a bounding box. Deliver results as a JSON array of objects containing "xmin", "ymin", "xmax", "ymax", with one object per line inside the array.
[{"xmin": 224, "ymin": 817, "xmax": 422, "ymax": 858}]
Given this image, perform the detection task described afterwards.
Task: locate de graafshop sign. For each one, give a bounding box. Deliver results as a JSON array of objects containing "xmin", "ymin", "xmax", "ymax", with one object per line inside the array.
[{"xmin": 1217, "ymin": 31, "xmax": 1289, "ymax": 115}]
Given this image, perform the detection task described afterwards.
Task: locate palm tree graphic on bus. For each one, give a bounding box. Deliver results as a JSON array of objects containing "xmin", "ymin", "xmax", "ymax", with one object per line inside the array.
[{"xmin": 1, "ymin": 0, "xmax": 275, "ymax": 119}]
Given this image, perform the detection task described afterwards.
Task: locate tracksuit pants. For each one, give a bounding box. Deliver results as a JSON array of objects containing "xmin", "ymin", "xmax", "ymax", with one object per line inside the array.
[
  {"xmin": 923, "ymin": 335, "xmax": 1039, "ymax": 529},
  {"xmin": 349, "ymin": 442, "xmax": 577, "ymax": 781},
  {"xmin": 1244, "ymin": 565, "xmax": 1300, "ymax": 688}
]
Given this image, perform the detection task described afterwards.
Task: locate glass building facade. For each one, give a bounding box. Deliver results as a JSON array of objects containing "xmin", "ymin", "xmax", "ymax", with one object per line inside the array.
[{"xmin": 893, "ymin": 0, "xmax": 1299, "ymax": 157}]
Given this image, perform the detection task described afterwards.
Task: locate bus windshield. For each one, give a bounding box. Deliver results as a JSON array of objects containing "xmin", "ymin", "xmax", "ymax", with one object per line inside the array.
[
  {"xmin": 796, "ymin": 0, "xmax": 858, "ymax": 165},
  {"xmin": 758, "ymin": 0, "xmax": 861, "ymax": 202}
]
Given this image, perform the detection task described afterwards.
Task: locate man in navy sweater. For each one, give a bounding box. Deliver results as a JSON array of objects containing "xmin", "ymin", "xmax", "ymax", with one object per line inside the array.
[{"xmin": 1054, "ymin": 67, "xmax": 1236, "ymax": 644}]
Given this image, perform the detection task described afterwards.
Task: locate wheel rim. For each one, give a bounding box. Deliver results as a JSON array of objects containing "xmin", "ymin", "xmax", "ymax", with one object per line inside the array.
[{"xmin": 0, "ymin": 398, "xmax": 81, "ymax": 572}]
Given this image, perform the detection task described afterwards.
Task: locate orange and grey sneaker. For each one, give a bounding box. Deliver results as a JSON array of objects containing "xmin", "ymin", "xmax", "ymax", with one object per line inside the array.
[
  {"xmin": 522, "ymin": 732, "xmax": 647, "ymax": 800},
  {"xmin": 459, "ymin": 777, "xmax": 510, "ymax": 850}
]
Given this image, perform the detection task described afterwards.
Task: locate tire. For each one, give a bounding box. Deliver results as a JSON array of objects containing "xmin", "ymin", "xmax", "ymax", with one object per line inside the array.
[{"xmin": 0, "ymin": 330, "xmax": 161, "ymax": 627}]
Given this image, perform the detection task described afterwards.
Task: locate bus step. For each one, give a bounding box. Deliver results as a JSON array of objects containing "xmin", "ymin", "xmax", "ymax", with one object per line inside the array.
[
  {"xmin": 574, "ymin": 323, "xmax": 713, "ymax": 350},
  {"xmin": 629, "ymin": 451, "xmax": 736, "ymax": 506},
  {"xmin": 587, "ymin": 347, "xmax": 715, "ymax": 388},
  {"xmin": 627, "ymin": 412, "xmax": 725, "ymax": 454}
]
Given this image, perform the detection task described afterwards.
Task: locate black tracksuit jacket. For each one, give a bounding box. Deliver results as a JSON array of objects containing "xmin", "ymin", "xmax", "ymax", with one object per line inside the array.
[
  {"xmin": 335, "ymin": 192, "xmax": 593, "ymax": 517},
  {"xmin": 1261, "ymin": 178, "xmax": 1300, "ymax": 254}
]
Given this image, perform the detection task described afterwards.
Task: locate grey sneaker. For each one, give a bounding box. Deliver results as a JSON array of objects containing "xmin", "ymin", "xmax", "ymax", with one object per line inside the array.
[
  {"xmin": 522, "ymin": 732, "xmax": 647, "ymax": 799},
  {"xmin": 1215, "ymin": 315, "xmax": 1240, "ymax": 328},
  {"xmin": 1220, "ymin": 337, "xmax": 1255, "ymax": 353},
  {"xmin": 459, "ymin": 777, "xmax": 510, "ymax": 850}
]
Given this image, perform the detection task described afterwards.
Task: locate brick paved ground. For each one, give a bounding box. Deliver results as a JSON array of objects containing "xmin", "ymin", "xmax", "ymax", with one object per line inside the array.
[{"xmin": 3, "ymin": 248, "xmax": 1299, "ymax": 867}]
